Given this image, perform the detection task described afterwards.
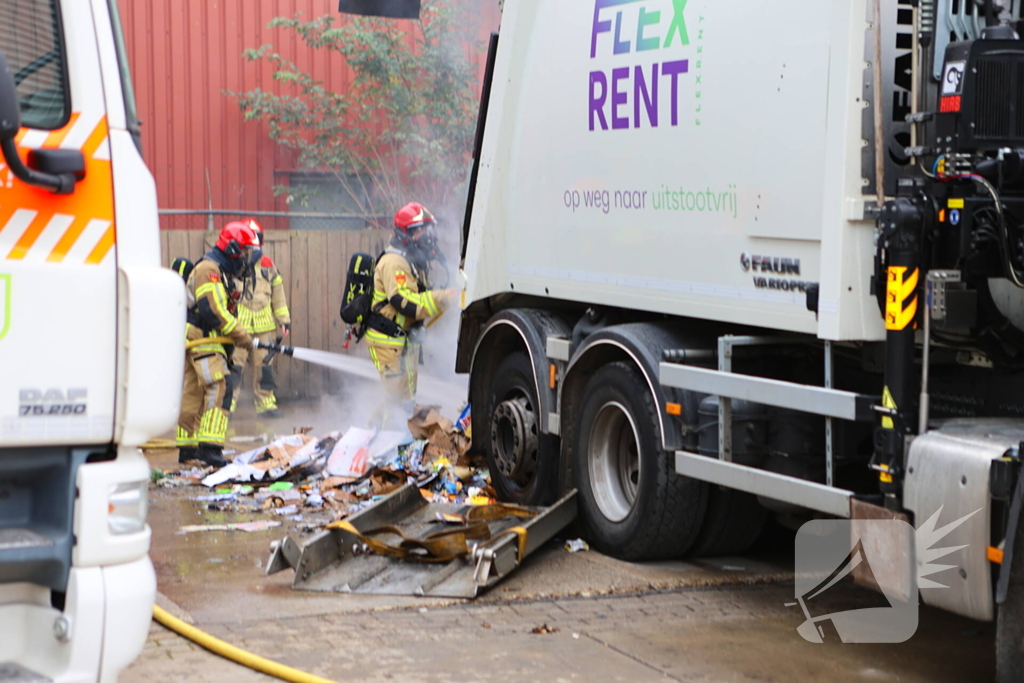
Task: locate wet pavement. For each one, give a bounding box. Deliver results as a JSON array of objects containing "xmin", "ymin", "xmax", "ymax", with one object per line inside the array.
[{"xmin": 126, "ymin": 430, "xmax": 997, "ymax": 682}]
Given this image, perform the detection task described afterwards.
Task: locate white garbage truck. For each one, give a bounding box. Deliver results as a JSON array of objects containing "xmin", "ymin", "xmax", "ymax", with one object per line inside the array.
[
  {"xmin": 458, "ymin": 0, "xmax": 1024, "ymax": 677},
  {"xmin": 0, "ymin": 0, "xmax": 183, "ymax": 680}
]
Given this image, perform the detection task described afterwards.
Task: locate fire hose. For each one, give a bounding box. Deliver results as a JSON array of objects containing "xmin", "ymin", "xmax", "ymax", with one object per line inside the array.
[
  {"xmin": 152, "ymin": 605, "xmax": 338, "ymax": 683},
  {"xmin": 183, "ymin": 335, "xmax": 294, "ymax": 357}
]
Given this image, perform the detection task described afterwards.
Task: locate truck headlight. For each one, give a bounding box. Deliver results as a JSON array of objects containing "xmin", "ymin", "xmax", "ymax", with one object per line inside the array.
[{"xmin": 108, "ymin": 481, "xmax": 148, "ymax": 535}]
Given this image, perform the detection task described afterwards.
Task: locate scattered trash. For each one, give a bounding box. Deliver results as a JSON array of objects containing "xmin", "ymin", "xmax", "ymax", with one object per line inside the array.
[
  {"xmin": 531, "ymin": 624, "xmax": 560, "ymax": 635},
  {"xmin": 408, "ymin": 406, "xmax": 471, "ymax": 466},
  {"xmin": 325, "ymin": 427, "xmax": 377, "ymax": 477},
  {"xmin": 156, "ymin": 404, "xmax": 503, "ymax": 541},
  {"xmin": 572, "ymin": 633, "xmax": 580, "ymax": 640},
  {"xmin": 191, "ymin": 493, "xmax": 237, "ymax": 502},
  {"xmin": 437, "ymin": 512, "xmax": 466, "ymax": 524},
  {"xmin": 178, "ymin": 521, "xmax": 282, "ymax": 533},
  {"xmin": 201, "ymin": 463, "xmax": 265, "ymax": 488},
  {"xmin": 565, "ymin": 539, "xmax": 590, "ymax": 553}
]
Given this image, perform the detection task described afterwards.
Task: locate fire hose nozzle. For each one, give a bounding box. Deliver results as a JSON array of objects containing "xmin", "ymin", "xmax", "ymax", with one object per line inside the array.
[{"xmin": 281, "ymin": 345, "xmax": 295, "ymax": 357}]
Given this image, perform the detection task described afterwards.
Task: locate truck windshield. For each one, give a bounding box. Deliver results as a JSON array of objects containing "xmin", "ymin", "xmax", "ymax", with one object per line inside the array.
[
  {"xmin": 0, "ymin": 0, "xmax": 69, "ymax": 130},
  {"xmin": 107, "ymin": 0, "xmax": 142, "ymax": 153}
]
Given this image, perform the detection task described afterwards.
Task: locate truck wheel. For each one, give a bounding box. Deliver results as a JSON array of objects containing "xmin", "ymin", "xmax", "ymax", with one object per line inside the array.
[
  {"xmin": 485, "ymin": 351, "xmax": 556, "ymax": 505},
  {"xmin": 997, "ymin": 514, "xmax": 1024, "ymax": 682},
  {"xmin": 687, "ymin": 488, "xmax": 767, "ymax": 557},
  {"xmin": 573, "ymin": 362, "xmax": 708, "ymax": 560}
]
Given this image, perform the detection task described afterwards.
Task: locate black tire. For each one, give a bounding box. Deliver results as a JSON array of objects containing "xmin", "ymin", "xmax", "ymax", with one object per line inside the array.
[
  {"xmin": 484, "ymin": 352, "xmax": 557, "ymax": 505},
  {"xmin": 687, "ymin": 487, "xmax": 767, "ymax": 557},
  {"xmin": 573, "ymin": 362, "xmax": 708, "ymax": 560},
  {"xmin": 997, "ymin": 514, "xmax": 1024, "ymax": 683}
]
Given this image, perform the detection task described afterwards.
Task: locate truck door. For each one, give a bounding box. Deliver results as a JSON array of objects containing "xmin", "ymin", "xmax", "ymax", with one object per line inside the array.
[{"xmin": 0, "ymin": 0, "xmax": 118, "ymax": 446}]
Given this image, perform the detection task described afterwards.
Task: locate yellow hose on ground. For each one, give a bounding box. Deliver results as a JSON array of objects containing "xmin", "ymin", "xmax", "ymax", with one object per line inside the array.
[
  {"xmin": 152, "ymin": 605, "xmax": 338, "ymax": 683},
  {"xmin": 185, "ymin": 336, "xmax": 235, "ymax": 350}
]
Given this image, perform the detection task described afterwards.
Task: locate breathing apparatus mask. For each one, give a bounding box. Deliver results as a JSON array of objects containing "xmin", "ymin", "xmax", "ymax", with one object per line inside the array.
[{"xmin": 398, "ymin": 220, "xmax": 450, "ymax": 287}]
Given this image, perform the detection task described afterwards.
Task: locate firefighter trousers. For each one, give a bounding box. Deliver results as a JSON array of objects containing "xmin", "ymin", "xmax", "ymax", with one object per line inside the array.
[
  {"xmin": 367, "ymin": 338, "xmax": 419, "ymax": 403},
  {"xmin": 230, "ymin": 330, "xmax": 279, "ymax": 413},
  {"xmin": 366, "ymin": 338, "xmax": 419, "ymax": 432},
  {"xmin": 177, "ymin": 351, "xmax": 232, "ymax": 447}
]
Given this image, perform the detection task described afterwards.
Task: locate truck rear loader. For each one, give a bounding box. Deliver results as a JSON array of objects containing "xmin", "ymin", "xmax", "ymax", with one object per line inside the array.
[
  {"xmin": 0, "ymin": 1, "xmax": 184, "ymax": 680},
  {"xmin": 457, "ymin": 0, "xmax": 1024, "ymax": 677}
]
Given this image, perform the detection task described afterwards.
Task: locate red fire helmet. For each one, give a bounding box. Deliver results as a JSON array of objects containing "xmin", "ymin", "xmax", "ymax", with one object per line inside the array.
[{"xmin": 216, "ymin": 221, "xmax": 259, "ymax": 257}]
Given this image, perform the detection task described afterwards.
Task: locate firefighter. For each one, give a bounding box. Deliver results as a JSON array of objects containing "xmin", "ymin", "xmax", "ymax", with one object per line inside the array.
[
  {"xmin": 365, "ymin": 202, "xmax": 455, "ymax": 416},
  {"xmin": 177, "ymin": 222, "xmax": 262, "ymax": 467},
  {"xmin": 229, "ymin": 219, "xmax": 291, "ymax": 419}
]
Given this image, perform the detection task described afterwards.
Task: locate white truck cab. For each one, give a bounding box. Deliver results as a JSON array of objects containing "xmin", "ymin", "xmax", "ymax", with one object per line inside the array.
[{"xmin": 0, "ymin": 1, "xmax": 184, "ymax": 681}]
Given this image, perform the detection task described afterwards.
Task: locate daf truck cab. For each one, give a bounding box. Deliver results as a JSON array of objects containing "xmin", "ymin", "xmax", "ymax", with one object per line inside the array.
[
  {"xmin": 459, "ymin": 1, "xmax": 1024, "ymax": 678},
  {"xmin": 0, "ymin": 1, "xmax": 184, "ymax": 680}
]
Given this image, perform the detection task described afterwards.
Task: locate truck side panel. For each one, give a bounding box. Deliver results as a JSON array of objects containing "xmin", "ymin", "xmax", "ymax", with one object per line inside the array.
[{"xmin": 463, "ymin": 0, "xmax": 885, "ymax": 342}]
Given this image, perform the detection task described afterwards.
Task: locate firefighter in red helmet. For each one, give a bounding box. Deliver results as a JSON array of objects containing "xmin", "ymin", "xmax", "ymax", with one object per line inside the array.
[
  {"xmin": 365, "ymin": 202, "xmax": 455, "ymax": 414},
  {"xmin": 177, "ymin": 221, "xmax": 260, "ymax": 466},
  {"xmin": 229, "ymin": 218, "xmax": 292, "ymax": 419}
]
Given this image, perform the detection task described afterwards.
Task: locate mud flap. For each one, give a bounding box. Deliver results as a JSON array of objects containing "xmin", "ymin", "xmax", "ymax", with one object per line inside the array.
[
  {"xmin": 266, "ymin": 484, "xmax": 577, "ymax": 598},
  {"xmin": 850, "ymin": 498, "xmax": 915, "ymax": 603}
]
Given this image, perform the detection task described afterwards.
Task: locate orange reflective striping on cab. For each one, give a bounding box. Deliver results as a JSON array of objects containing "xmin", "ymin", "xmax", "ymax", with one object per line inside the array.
[
  {"xmin": 6, "ymin": 210, "xmax": 52, "ymax": 259},
  {"xmin": 84, "ymin": 223, "xmax": 115, "ymax": 264},
  {"xmin": 1, "ymin": 114, "xmax": 116, "ymax": 265},
  {"xmin": 42, "ymin": 112, "xmax": 80, "ymax": 148},
  {"xmin": 0, "ymin": 206, "xmax": 22, "ymax": 237},
  {"xmin": 46, "ymin": 215, "xmax": 91, "ymax": 263},
  {"xmin": 80, "ymin": 118, "xmax": 108, "ymax": 159}
]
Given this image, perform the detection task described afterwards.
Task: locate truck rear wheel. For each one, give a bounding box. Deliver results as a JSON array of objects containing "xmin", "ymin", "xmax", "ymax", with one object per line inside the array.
[
  {"xmin": 687, "ymin": 487, "xmax": 767, "ymax": 557},
  {"xmin": 573, "ymin": 362, "xmax": 708, "ymax": 560},
  {"xmin": 997, "ymin": 514, "xmax": 1024, "ymax": 682},
  {"xmin": 484, "ymin": 351, "xmax": 556, "ymax": 505}
]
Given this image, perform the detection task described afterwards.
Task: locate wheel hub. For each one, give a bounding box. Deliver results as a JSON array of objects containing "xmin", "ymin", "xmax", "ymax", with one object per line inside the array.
[
  {"xmin": 490, "ymin": 395, "xmax": 539, "ymax": 483},
  {"xmin": 588, "ymin": 401, "xmax": 641, "ymax": 523}
]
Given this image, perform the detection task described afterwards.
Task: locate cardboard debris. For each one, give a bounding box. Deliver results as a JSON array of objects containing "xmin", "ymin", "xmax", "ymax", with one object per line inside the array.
[
  {"xmin": 408, "ymin": 406, "xmax": 471, "ymax": 465},
  {"xmin": 370, "ymin": 468, "xmax": 405, "ymax": 497},
  {"xmin": 408, "ymin": 406, "xmax": 453, "ymax": 438},
  {"xmin": 322, "ymin": 476, "xmax": 357, "ymax": 490}
]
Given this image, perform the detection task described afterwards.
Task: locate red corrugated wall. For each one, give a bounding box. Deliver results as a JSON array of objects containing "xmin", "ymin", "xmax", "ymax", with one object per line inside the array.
[{"xmin": 119, "ymin": 1, "xmax": 501, "ymax": 231}]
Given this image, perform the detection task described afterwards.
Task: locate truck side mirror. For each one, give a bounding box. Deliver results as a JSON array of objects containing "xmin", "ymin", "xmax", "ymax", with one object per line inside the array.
[{"xmin": 0, "ymin": 50, "xmax": 82, "ymax": 195}]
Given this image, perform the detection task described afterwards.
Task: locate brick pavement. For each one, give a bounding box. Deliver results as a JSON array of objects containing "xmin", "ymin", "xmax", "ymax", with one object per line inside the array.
[{"xmin": 125, "ymin": 582, "xmax": 994, "ymax": 683}]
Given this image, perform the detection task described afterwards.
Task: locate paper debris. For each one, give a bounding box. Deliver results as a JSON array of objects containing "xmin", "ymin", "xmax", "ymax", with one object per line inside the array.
[{"xmin": 565, "ymin": 539, "xmax": 590, "ymax": 553}]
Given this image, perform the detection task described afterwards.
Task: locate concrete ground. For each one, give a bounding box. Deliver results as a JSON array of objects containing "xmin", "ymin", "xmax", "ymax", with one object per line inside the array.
[{"xmin": 125, "ymin": 423, "xmax": 997, "ymax": 682}]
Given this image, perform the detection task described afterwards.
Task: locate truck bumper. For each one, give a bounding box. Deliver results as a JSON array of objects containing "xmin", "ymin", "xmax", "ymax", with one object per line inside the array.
[{"xmin": 0, "ymin": 556, "xmax": 155, "ymax": 683}]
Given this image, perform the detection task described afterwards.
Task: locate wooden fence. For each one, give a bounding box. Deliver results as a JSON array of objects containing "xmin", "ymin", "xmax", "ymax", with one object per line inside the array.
[{"xmin": 161, "ymin": 229, "xmax": 388, "ymax": 400}]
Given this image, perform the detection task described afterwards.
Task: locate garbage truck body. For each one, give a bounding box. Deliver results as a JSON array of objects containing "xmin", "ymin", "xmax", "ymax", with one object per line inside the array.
[
  {"xmin": 0, "ymin": 0, "xmax": 183, "ymax": 680},
  {"xmin": 458, "ymin": 0, "xmax": 1024, "ymax": 676}
]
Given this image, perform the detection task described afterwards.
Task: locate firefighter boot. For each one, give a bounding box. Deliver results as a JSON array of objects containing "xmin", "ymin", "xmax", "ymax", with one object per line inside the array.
[
  {"xmin": 177, "ymin": 447, "xmax": 199, "ymax": 464},
  {"xmin": 197, "ymin": 443, "xmax": 229, "ymax": 468}
]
